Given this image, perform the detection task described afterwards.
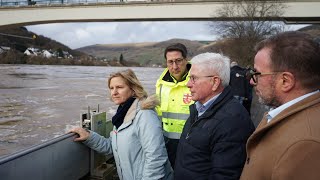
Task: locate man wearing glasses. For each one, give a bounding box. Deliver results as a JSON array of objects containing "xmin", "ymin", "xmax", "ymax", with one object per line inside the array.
[
  {"xmin": 156, "ymin": 43, "xmax": 193, "ymax": 169},
  {"xmin": 174, "ymin": 52, "xmax": 254, "ymax": 179},
  {"xmin": 240, "ymin": 31, "xmax": 320, "ymax": 179}
]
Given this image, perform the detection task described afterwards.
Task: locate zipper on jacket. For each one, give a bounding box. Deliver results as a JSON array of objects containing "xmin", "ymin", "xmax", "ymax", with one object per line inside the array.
[
  {"xmin": 186, "ymin": 116, "xmax": 200, "ymax": 139},
  {"xmin": 114, "ymin": 130, "xmax": 124, "ymax": 180}
]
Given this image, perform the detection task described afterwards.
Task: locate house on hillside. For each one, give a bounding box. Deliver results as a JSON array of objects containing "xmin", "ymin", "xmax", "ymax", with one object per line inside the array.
[
  {"xmin": 42, "ymin": 50, "xmax": 54, "ymax": 58},
  {"xmin": 24, "ymin": 49, "xmax": 37, "ymax": 56},
  {"xmin": 0, "ymin": 46, "xmax": 10, "ymax": 54},
  {"xmin": 24, "ymin": 47, "xmax": 42, "ymax": 56},
  {"xmin": 63, "ymin": 51, "xmax": 73, "ymax": 59}
]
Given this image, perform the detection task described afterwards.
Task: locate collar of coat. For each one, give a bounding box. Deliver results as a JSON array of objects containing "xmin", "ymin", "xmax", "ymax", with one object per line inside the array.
[
  {"xmin": 189, "ymin": 86, "xmax": 233, "ymax": 123},
  {"xmin": 117, "ymin": 95, "xmax": 159, "ymax": 131},
  {"xmin": 247, "ymin": 91, "xmax": 320, "ymax": 148},
  {"xmin": 162, "ymin": 63, "xmax": 191, "ymax": 83}
]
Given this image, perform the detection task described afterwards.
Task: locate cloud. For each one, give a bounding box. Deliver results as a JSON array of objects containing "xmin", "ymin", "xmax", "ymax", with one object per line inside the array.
[
  {"xmin": 26, "ymin": 22, "xmax": 308, "ymax": 49},
  {"xmin": 26, "ymin": 21, "xmax": 216, "ymax": 49}
]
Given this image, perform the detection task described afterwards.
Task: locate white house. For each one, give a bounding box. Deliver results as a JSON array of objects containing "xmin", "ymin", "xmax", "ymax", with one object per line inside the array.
[
  {"xmin": 24, "ymin": 49, "xmax": 37, "ymax": 56},
  {"xmin": 62, "ymin": 51, "xmax": 73, "ymax": 59},
  {"xmin": 0, "ymin": 46, "xmax": 10, "ymax": 54},
  {"xmin": 42, "ymin": 50, "xmax": 53, "ymax": 58}
]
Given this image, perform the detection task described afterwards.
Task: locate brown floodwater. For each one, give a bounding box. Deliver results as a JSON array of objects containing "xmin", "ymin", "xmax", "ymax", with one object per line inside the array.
[{"xmin": 0, "ymin": 64, "xmax": 163, "ymax": 157}]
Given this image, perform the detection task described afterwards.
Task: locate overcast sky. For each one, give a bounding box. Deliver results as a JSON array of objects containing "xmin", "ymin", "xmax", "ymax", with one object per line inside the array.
[
  {"xmin": 26, "ymin": 21, "xmax": 216, "ymax": 49},
  {"xmin": 26, "ymin": 22, "xmax": 307, "ymax": 50}
]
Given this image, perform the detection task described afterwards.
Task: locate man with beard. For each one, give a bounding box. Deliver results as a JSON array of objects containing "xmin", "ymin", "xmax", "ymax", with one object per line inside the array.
[{"xmin": 240, "ymin": 31, "xmax": 320, "ymax": 180}]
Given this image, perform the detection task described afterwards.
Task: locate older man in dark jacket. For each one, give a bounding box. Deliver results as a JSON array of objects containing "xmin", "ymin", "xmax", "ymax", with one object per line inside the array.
[{"xmin": 174, "ymin": 52, "xmax": 255, "ymax": 180}]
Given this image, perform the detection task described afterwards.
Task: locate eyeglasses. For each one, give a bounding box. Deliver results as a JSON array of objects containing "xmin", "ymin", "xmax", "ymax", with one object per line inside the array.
[
  {"xmin": 189, "ymin": 75, "xmax": 214, "ymax": 84},
  {"xmin": 167, "ymin": 58, "xmax": 185, "ymax": 66},
  {"xmin": 246, "ymin": 68, "xmax": 279, "ymax": 83}
]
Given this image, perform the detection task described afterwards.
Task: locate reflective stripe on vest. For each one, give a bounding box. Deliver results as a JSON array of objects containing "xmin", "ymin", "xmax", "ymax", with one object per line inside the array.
[
  {"xmin": 156, "ymin": 69, "xmax": 192, "ymax": 139},
  {"xmin": 162, "ymin": 118, "xmax": 187, "ymax": 136},
  {"xmin": 161, "ymin": 112, "xmax": 189, "ymax": 139},
  {"xmin": 162, "ymin": 112, "xmax": 189, "ymax": 120},
  {"xmin": 163, "ymin": 131, "xmax": 181, "ymax": 139}
]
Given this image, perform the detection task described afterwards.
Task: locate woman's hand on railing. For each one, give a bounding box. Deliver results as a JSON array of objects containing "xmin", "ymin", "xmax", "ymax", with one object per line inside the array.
[{"xmin": 68, "ymin": 127, "xmax": 90, "ymax": 141}]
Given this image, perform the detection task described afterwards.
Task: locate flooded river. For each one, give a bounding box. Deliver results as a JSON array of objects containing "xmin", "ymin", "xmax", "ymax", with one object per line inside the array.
[{"xmin": 0, "ymin": 64, "xmax": 163, "ymax": 157}]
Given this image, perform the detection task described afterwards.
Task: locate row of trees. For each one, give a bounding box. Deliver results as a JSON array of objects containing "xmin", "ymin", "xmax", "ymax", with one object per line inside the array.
[{"xmin": 0, "ymin": 49, "xmax": 139, "ymax": 66}]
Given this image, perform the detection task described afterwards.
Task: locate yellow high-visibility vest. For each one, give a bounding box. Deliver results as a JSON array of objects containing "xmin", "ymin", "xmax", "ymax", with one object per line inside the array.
[{"xmin": 156, "ymin": 68, "xmax": 193, "ymax": 139}]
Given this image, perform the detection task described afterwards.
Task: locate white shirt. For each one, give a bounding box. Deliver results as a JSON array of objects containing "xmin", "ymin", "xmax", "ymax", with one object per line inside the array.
[{"xmin": 267, "ymin": 90, "xmax": 320, "ymax": 123}]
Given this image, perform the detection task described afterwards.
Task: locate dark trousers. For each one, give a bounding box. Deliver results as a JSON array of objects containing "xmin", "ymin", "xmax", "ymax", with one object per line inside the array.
[{"xmin": 164, "ymin": 137, "xmax": 179, "ymax": 169}]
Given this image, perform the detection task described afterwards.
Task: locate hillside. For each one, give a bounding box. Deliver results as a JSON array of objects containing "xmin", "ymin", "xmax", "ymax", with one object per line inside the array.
[
  {"xmin": 77, "ymin": 25, "xmax": 320, "ymax": 67},
  {"xmin": 2, "ymin": 25, "xmax": 318, "ymax": 67},
  {"xmin": 298, "ymin": 25, "xmax": 320, "ymax": 43},
  {"xmin": 0, "ymin": 27, "xmax": 92, "ymax": 65},
  {"xmin": 76, "ymin": 39, "xmax": 209, "ymax": 67},
  {"xmin": 0, "ymin": 27, "xmax": 86, "ymax": 56}
]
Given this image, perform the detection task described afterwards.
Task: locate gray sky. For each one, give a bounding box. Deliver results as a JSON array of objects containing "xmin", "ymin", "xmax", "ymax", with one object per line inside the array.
[
  {"xmin": 26, "ymin": 21, "xmax": 215, "ymax": 49},
  {"xmin": 26, "ymin": 22, "xmax": 307, "ymax": 49}
]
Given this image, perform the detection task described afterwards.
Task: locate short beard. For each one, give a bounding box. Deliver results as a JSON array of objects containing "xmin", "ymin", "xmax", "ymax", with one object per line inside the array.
[{"xmin": 257, "ymin": 81, "xmax": 281, "ymax": 108}]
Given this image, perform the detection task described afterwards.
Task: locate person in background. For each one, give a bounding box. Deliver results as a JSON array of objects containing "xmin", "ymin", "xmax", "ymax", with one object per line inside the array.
[
  {"xmin": 229, "ymin": 61, "xmax": 253, "ymax": 114},
  {"xmin": 240, "ymin": 31, "xmax": 320, "ymax": 179},
  {"xmin": 69, "ymin": 69, "xmax": 173, "ymax": 180},
  {"xmin": 155, "ymin": 43, "xmax": 193, "ymax": 169},
  {"xmin": 174, "ymin": 52, "xmax": 255, "ymax": 179}
]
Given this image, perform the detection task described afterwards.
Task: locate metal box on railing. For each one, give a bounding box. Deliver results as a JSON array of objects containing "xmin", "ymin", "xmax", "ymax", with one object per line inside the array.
[{"xmin": 80, "ymin": 107, "xmax": 117, "ymax": 180}]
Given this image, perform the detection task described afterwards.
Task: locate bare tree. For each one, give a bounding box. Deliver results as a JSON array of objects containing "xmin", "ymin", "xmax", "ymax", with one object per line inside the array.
[{"xmin": 210, "ymin": 0, "xmax": 287, "ymax": 65}]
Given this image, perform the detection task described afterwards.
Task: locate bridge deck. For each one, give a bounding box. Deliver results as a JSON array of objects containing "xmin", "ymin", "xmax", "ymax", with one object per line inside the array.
[{"xmin": 0, "ymin": 0, "xmax": 319, "ymax": 27}]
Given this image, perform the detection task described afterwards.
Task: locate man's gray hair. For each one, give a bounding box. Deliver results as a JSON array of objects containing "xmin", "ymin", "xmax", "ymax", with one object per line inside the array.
[{"xmin": 190, "ymin": 52, "xmax": 230, "ymax": 87}]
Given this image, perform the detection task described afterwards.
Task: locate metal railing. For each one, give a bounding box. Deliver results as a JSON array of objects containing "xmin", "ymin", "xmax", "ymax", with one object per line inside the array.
[
  {"xmin": 0, "ymin": 109, "xmax": 117, "ymax": 180},
  {"xmin": 0, "ymin": 133, "xmax": 90, "ymax": 180}
]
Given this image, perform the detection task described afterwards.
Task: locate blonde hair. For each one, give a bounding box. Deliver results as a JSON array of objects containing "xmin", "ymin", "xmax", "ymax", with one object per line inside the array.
[{"xmin": 107, "ymin": 69, "xmax": 148, "ymax": 99}]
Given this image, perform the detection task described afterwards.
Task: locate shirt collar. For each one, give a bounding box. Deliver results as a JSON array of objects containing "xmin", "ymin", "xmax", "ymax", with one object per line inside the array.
[
  {"xmin": 196, "ymin": 93, "xmax": 221, "ymax": 117},
  {"xmin": 267, "ymin": 90, "xmax": 320, "ymax": 123}
]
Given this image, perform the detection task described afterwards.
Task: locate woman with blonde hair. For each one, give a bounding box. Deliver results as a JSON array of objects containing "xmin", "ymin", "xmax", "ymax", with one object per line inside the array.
[{"xmin": 69, "ymin": 69, "xmax": 173, "ymax": 180}]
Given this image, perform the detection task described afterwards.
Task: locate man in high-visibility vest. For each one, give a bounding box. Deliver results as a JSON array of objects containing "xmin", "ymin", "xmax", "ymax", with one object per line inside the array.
[{"xmin": 156, "ymin": 43, "xmax": 193, "ymax": 169}]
